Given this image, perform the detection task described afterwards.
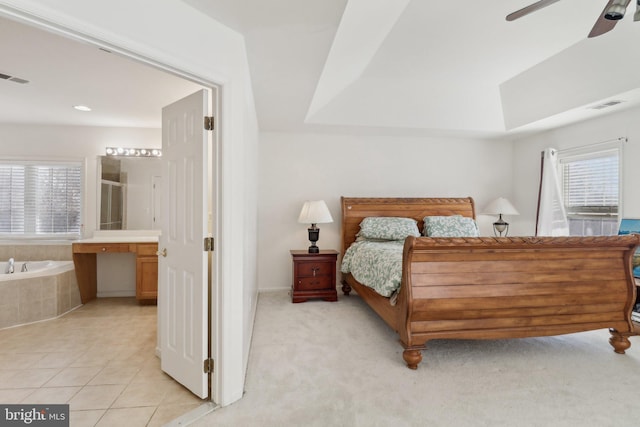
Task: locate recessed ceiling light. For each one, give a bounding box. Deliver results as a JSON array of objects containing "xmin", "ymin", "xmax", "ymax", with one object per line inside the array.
[{"xmin": 73, "ymin": 105, "xmax": 92, "ymax": 112}]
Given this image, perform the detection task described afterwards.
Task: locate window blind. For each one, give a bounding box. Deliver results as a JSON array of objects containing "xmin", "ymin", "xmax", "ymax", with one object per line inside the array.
[
  {"xmin": 0, "ymin": 165, "xmax": 26, "ymax": 232},
  {"xmin": 0, "ymin": 161, "xmax": 82, "ymax": 237},
  {"xmin": 560, "ymin": 150, "xmax": 619, "ymax": 216}
]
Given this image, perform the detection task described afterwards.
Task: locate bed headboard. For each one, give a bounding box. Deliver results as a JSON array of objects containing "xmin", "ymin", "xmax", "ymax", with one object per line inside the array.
[{"xmin": 340, "ymin": 197, "xmax": 476, "ymax": 255}]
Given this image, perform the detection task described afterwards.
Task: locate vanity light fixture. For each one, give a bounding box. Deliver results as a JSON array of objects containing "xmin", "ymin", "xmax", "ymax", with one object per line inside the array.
[
  {"xmin": 73, "ymin": 105, "xmax": 92, "ymax": 112},
  {"xmin": 105, "ymin": 147, "xmax": 162, "ymax": 157}
]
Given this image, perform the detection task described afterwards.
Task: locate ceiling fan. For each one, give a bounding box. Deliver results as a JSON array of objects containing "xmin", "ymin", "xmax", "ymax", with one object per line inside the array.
[{"xmin": 507, "ymin": 0, "xmax": 640, "ymax": 38}]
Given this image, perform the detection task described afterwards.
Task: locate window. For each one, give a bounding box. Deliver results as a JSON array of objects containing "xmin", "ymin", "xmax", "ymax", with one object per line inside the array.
[
  {"xmin": 0, "ymin": 160, "xmax": 82, "ymax": 238},
  {"xmin": 558, "ymin": 145, "xmax": 621, "ymax": 236}
]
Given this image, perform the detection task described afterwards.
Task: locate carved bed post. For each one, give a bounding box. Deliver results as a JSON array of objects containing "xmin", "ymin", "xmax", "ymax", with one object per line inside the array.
[
  {"xmin": 402, "ymin": 348, "xmax": 423, "ymax": 370},
  {"xmin": 609, "ymin": 329, "xmax": 633, "ymax": 354},
  {"xmin": 341, "ymin": 279, "xmax": 351, "ymax": 296}
]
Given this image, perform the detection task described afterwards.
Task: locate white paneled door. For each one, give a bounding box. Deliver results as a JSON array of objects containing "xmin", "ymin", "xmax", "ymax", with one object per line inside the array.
[{"xmin": 159, "ymin": 89, "xmax": 210, "ymax": 399}]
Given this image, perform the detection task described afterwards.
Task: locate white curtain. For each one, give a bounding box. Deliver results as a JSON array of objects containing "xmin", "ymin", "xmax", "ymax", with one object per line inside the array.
[{"xmin": 536, "ymin": 148, "xmax": 569, "ymax": 236}]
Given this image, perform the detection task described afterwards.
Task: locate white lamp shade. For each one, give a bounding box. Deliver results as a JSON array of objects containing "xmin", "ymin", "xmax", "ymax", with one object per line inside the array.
[
  {"xmin": 298, "ymin": 200, "xmax": 333, "ymax": 224},
  {"xmin": 482, "ymin": 197, "xmax": 519, "ymax": 216}
]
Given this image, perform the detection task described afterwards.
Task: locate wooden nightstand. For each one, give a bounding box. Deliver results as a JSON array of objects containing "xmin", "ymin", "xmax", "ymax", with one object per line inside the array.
[{"xmin": 290, "ymin": 250, "xmax": 339, "ymax": 303}]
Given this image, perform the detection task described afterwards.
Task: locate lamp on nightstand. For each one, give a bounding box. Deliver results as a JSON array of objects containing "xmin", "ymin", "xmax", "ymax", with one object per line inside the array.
[
  {"xmin": 482, "ymin": 197, "xmax": 519, "ymax": 237},
  {"xmin": 298, "ymin": 200, "xmax": 333, "ymax": 253}
]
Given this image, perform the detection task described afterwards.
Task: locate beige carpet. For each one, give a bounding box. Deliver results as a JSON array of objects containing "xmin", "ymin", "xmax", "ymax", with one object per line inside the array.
[{"xmin": 192, "ymin": 291, "xmax": 640, "ymax": 427}]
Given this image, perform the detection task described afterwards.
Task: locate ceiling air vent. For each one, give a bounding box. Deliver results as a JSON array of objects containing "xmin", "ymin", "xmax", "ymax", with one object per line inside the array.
[
  {"xmin": 590, "ymin": 100, "xmax": 624, "ymax": 110},
  {"xmin": 0, "ymin": 72, "xmax": 29, "ymax": 84},
  {"xmin": 9, "ymin": 77, "xmax": 29, "ymax": 84}
]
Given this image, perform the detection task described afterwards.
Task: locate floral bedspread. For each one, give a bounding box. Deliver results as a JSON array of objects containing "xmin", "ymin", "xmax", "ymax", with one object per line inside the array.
[{"xmin": 340, "ymin": 240, "xmax": 403, "ymax": 297}]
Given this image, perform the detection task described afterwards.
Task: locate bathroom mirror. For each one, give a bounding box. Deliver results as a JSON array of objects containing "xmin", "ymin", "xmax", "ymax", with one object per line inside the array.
[{"xmin": 98, "ymin": 156, "xmax": 162, "ymax": 230}]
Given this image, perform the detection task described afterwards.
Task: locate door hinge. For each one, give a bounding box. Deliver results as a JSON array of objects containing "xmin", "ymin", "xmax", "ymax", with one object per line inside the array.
[
  {"xmin": 204, "ymin": 358, "xmax": 214, "ymax": 374},
  {"xmin": 204, "ymin": 236, "xmax": 214, "ymax": 252},
  {"xmin": 204, "ymin": 116, "xmax": 214, "ymax": 131}
]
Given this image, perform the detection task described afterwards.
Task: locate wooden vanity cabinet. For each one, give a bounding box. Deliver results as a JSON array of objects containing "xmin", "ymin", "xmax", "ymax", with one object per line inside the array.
[
  {"xmin": 72, "ymin": 241, "xmax": 158, "ymax": 304},
  {"xmin": 135, "ymin": 243, "xmax": 158, "ymax": 303}
]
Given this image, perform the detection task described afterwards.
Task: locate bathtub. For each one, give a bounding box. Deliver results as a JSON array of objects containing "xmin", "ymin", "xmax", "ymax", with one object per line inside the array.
[
  {"xmin": 0, "ymin": 260, "xmax": 82, "ymax": 329},
  {"xmin": 0, "ymin": 260, "xmax": 74, "ymax": 280}
]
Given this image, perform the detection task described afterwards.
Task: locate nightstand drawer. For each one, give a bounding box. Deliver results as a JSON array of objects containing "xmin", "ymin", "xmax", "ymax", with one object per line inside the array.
[
  {"xmin": 297, "ymin": 262, "xmax": 333, "ymax": 277},
  {"xmin": 296, "ymin": 276, "xmax": 333, "ymax": 290}
]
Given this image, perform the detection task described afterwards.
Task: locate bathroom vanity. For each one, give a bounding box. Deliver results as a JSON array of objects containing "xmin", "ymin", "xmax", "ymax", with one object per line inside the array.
[{"xmin": 72, "ymin": 231, "xmax": 160, "ymax": 304}]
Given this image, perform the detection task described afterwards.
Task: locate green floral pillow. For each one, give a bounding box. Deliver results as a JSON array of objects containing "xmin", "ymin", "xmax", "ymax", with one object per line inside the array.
[
  {"xmin": 358, "ymin": 217, "xmax": 420, "ymax": 241},
  {"xmin": 423, "ymin": 215, "xmax": 479, "ymax": 237}
]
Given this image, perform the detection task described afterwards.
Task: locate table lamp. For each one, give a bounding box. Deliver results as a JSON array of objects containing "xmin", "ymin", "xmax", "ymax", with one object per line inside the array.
[
  {"xmin": 482, "ymin": 197, "xmax": 519, "ymax": 237},
  {"xmin": 298, "ymin": 200, "xmax": 333, "ymax": 253}
]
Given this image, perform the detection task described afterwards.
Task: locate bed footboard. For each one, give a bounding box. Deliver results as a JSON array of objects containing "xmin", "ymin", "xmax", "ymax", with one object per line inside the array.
[{"xmin": 397, "ymin": 235, "xmax": 640, "ymax": 369}]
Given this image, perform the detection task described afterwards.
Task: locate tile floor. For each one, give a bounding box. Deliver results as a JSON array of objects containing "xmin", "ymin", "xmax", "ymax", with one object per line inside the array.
[{"xmin": 0, "ymin": 297, "xmax": 206, "ymax": 426}]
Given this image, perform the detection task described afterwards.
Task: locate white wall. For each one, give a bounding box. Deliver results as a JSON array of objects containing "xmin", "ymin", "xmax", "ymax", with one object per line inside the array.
[
  {"xmin": 511, "ymin": 105, "xmax": 640, "ymax": 234},
  {"xmin": 0, "ymin": 0, "xmax": 259, "ymax": 407},
  {"xmin": 258, "ymin": 131, "xmax": 516, "ymax": 291}
]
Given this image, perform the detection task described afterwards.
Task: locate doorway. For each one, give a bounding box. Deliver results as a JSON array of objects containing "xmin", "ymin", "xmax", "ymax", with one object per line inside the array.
[{"xmin": 0, "ymin": 11, "xmax": 222, "ymax": 407}]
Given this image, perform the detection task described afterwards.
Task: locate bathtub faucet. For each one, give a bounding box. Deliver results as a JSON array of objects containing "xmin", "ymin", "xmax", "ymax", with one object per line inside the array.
[
  {"xmin": 5, "ymin": 257, "xmax": 14, "ymax": 274},
  {"xmin": 21, "ymin": 262, "xmax": 28, "ymax": 273}
]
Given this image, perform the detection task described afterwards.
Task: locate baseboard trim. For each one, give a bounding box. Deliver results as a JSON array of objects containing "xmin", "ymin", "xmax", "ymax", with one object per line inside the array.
[{"xmin": 96, "ymin": 291, "xmax": 136, "ymax": 298}]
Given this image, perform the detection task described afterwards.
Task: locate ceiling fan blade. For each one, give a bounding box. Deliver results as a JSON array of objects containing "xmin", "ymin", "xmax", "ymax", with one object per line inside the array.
[
  {"xmin": 506, "ymin": 0, "xmax": 563, "ymax": 21},
  {"xmin": 588, "ymin": 0, "xmax": 628, "ymax": 38},
  {"xmin": 588, "ymin": 17, "xmax": 617, "ymax": 38}
]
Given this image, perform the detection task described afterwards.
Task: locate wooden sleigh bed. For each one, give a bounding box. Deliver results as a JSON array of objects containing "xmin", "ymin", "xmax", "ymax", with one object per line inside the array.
[{"xmin": 340, "ymin": 197, "xmax": 640, "ymax": 369}]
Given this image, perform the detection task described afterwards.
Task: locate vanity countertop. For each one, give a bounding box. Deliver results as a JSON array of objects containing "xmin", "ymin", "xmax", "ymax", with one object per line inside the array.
[
  {"xmin": 75, "ymin": 230, "xmax": 161, "ymax": 244},
  {"xmin": 75, "ymin": 236, "xmax": 159, "ymax": 243}
]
